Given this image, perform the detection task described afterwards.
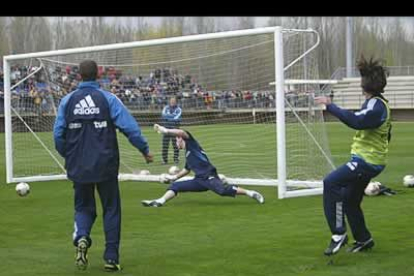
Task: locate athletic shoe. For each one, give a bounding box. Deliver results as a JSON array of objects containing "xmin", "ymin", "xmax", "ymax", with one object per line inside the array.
[
  {"xmin": 251, "ymin": 191, "xmax": 265, "ymax": 204},
  {"xmin": 347, "ymin": 238, "xmax": 375, "ymax": 253},
  {"xmin": 141, "ymin": 200, "xmax": 163, "ymax": 207},
  {"xmin": 324, "ymin": 234, "xmax": 348, "ymax": 256},
  {"xmin": 75, "ymin": 237, "xmax": 89, "ymax": 270},
  {"xmin": 104, "ymin": 259, "xmax": 122, "ymax": 272}
]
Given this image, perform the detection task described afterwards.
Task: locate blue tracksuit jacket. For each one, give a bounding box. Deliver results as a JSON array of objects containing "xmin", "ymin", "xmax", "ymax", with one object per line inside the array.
[{"xmin": 53, "ymin": 81, "xmax": 149, "ymax": 183}]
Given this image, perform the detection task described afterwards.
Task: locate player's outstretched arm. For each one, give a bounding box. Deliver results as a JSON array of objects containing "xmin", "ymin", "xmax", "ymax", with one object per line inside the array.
[
  {"xmin": 175, "ymin": 168, "xmax": 190, "ymax": 180},
  {"xmin": 163, "ymin": 168, "xmax": 190, "ymax": 183},
  {"xmin": 154, "ymin": 124, "xmax": 189, "ymax": 139}
]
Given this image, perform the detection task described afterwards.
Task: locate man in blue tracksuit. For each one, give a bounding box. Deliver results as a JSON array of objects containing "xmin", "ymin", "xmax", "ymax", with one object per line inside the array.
[
  {"xmin": 315, "ymin": 56, "xmax": 391, "ymax": 256},
  {"xmin": 161, "ymin": 97, "xmax": 182, "ymax": 164},
  {"xmin": 53, "ymin": 60, "xmax": 153, "ymax": 271},
  {"xmin": 141, "ymin": 124, "xmax": 265, "ymax": 207}
]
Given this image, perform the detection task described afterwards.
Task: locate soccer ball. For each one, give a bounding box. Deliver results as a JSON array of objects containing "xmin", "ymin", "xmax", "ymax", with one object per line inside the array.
[
  {"xmin": 139, "ymin": 170, "xmax": 150, "ymax": 175},
  {"xmin": 15, "ymin": 182, "xmax": 30, "ymax": 197},
  {"xmin": 364, "ymin": 181, "xmax": 381, "ymax": 196},
  {"xmin": 168, "ymin": 166, "xmax": 180, "ymax": 175},
  {"xmin": 403, "ymin": 175, "xmax": 414, "ymax": 187}
]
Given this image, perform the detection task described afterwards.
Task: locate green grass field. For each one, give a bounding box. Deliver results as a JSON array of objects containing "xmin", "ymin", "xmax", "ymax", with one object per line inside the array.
[{"xmin": 1, "ymin": 122, "xmax": 414, "ymax": 276}]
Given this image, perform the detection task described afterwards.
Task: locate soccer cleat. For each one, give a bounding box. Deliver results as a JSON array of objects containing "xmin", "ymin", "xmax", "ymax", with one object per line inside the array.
[
  {"xmin": 324, "ymin": 234, "xmax": 348, "ymax": 256},
  {"xmin": 347, "ymin": 238, "xmax": 375, "ymax": 253},
  {"xmin": 251, "ymin": 191, "xmax": 265, "ymax": 204},
  {"xmin": 75, "ymin": 237, "xmax": 89, "ymax": 270},
  {"xmin": 141, "ymin": 200, "xmax": 163, "ymax": 207},
  {"xmin": 104, "ymin": 259, "xmax": 122, "ymax": 272}
]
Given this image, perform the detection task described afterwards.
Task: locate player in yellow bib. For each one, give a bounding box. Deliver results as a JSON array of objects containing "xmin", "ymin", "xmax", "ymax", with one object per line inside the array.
[{"xmin": 315, "ymin": 56, "xmax": 391, "ymax": 256}]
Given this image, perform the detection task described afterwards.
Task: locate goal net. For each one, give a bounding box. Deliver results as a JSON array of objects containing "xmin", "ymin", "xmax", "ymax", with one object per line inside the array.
[{"xmin": 3, "ymin": 27, "xmax": 334, "ymax": 198}]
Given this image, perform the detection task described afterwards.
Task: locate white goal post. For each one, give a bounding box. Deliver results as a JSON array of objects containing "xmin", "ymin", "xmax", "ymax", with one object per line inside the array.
[{"xmin": 3, "ymin": 26, "xmax": 334, "ymax": 199}]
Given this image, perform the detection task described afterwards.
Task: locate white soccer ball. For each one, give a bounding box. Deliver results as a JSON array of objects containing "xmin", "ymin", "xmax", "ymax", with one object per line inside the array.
[
  {"xmin": 364, "ymin": 181, "xmax": 381, "ymax": 196},
  {"xmin": 139, "ymin": 170, "xmax": 150, "ymax": 175},
  {"xmin": 403, "ymin": 175, "xmax": 414, "ymax": 187},
  {"xmin": 218, "ymin": 174, "xmax": 228, "ymax": 184},
  {"xmin": 15, "ymin": 182, "xmax": 30, "ymax": 197},
  {"xmin": 168, "ymin": 166, "xmax": 180, "ymax": 175}
]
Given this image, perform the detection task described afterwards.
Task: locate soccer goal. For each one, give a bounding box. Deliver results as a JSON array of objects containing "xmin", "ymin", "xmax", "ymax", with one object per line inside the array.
[{"xmin": 3, "ymin": 26, "xmax": 334, "ymax": 198}]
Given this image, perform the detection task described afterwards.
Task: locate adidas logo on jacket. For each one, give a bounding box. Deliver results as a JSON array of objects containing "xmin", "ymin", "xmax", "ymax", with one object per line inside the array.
[{"xmin": 73, "ymin": 95, "xmax": 100, "ymax": 115}]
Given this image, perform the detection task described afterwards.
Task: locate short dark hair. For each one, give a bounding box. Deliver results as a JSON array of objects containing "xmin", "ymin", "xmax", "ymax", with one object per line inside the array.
[
  {"xmin": 357, "ymin": 55, "xmax": 389, "ymax": 96},
  {"xmin": 79, "ymin": 60, "xmax": 98, "ymax": 81}
]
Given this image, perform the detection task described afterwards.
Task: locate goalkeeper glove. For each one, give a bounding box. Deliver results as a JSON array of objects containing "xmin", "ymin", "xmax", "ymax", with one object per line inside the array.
[
  {"xmin": 160, "ymin": 173, "xmax": 178, "ymax": 184},
  {"xmin": 154, "ymin": 124, "xmax": 168, "ymax": 134},
  {"xmin": 166, "ymin": 174, "xmax": 178, "ymax": 182}
]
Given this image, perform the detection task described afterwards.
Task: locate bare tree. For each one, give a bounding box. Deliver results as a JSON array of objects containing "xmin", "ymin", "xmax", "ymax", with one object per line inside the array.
[
  {"xmin": 120, "ymin": 19, "xmax": 134, "ymax": 43},
  {"xmin": 237, "ymin": 17, "xmax": 255, "ymax": 30},
  {"xmin": 7, "ymin": 17, "xmax": 53, "ymax": 54},
  {"xmin": 309, "ymin": 17, "xmax": 344, "ymax": 78},
  {"xmin": 53, "ymin": 17, "xmax": 65, "ymax": 50},
  {"xmin": 192, "ymin": 17, "xmax": 216, "ymax": 34},
  {"xmin": 90, "ymin": 17, "xmax": 106, "ymax": 45},
  {"xmin": 386, "ymin": 17, "xmax": 406, "ymax": 65},
  {"xmin": 214, "ymin": 17, "xmax": 232, "ymax": 32},
  {"xmin": 8, "ymin": 17, "xmax": 36, "ymax": 54},
  {"xmin": 5, "ymin": 16, "xmax": 414, "ymax": 79},
  {"xmin": 161, "ymin": 17, "xmax": 186, "ymax": 37},
  {"xmin": 134, "ymin": 17, "xmax": 148, "ymax": 40},
  {"xmin": 31, "ymin": 17, "xmax": 52, "ymax": 52},
  {"xmin": 0, "ymin": 17, "xmax": 10, "ymax": 57},
  {"xmin": 284, "ymin": 17, "xmax": 302, "ymax": 29},
  {"xmin": 267, "ymin": 17, "xmax": 283, "ymax": 27}
]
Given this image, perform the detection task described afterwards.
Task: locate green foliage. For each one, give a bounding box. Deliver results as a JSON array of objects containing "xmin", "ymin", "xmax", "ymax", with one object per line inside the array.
[{"xmin": 0, "ymin": 122, "xmax": 413, "ymax": 276}]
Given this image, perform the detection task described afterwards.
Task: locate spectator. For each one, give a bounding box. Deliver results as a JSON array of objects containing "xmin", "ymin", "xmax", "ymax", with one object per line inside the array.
[
  {"xmin": 204, "ymin": 92, "xmax": 213, "ymax": 110},
  {"xmin": 161, "ymin": 97, "xmax": 182, "ymax": 164},
  {"xmin": 30, "ymin": 88, "xmax": 42, "ymax": 115},
  {"xmin": 0, "ymin": 91, "xmax": 4, "ymax": 114}
]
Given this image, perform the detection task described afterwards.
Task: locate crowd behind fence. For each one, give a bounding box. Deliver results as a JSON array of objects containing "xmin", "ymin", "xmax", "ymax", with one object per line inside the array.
[
  {"xmin": 0, "ymin": 64, "xmax": 282, "ymax": 115},
  {"xmin": 2, "ymin": 65, "xmax": 414, "ymax": 116}
]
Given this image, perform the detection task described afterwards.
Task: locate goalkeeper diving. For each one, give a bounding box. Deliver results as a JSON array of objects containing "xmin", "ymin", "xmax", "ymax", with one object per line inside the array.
[{"xmin": 141, "ymin": 124, "xmax": 265, "ymax": 207}]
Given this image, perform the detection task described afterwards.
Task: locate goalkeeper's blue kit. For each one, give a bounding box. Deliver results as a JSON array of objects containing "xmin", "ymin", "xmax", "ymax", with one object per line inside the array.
[
  {"xmin": 167, "ymin": 131, "xmax": 238, "ymax": 197},
  {"xmin": 53, "ymin": 81, "xmax": 149, "ymax": 263},
  {"xmin": 323, "ymin": 97, "xmax": 390, "ymax": 242}
]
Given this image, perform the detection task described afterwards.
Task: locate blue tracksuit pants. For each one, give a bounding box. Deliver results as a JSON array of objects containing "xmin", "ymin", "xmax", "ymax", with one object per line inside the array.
[
  {"xmin": 323, "ymin": 157, "xmax": 383, "ymax": 242},
  {"xmin": 168, "ymin": 176, "xmax": 238, "ymax": 197},
  {"xmin": 73, "ymin": 177, "xmax": 121, "ymax": 262}
]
